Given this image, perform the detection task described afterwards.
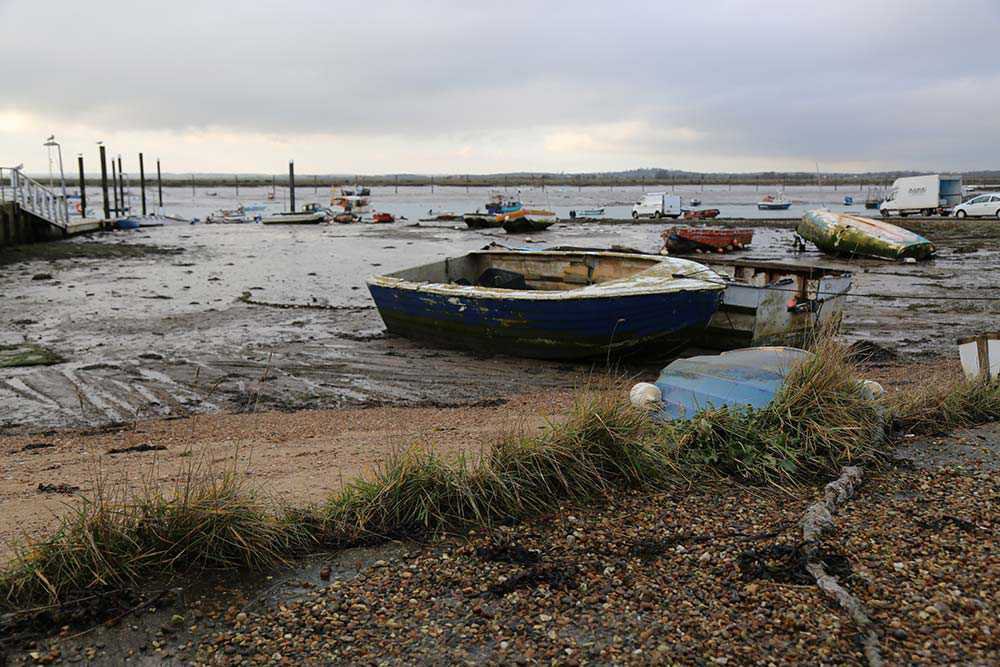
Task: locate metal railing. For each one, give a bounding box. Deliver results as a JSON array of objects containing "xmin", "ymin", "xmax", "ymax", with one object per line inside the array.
[{"xmin": 0, "ymin": 166, "xmax": 70, "ymax": 229}]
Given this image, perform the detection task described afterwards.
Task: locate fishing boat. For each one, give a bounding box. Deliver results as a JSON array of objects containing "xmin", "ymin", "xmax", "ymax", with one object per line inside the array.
[
  {"xmin": 259, "ymin": 210, "xmax": 327, "ymax": 225},
  {"xmin": 757, "ymin": 193, "xmax": 791, "ymax": 210},
  {"xmin": 367, "ymin": 250, "xmax": 725, "ymax": 359},
  {"xmin": 501, "ymin": 208, "xmax": 557, "ymax": 233},
  {"xmin": 661, "ymin": 226, "xmax": 753, "ymax": 254},
  {"xmin": 797, "ymin": 209, "xmax": 936, "ymax": 260},
  {"xmin": 681, "ymin": 208, "xmax": 721, "ymax": 220},
  {"xmin": 693, "ymin": 257, "xmax": 852, "ymax": 349},
  {"xmin": 463, "ymin": 212, "xmax": 502, "ymax": 229},
  {"xmin": 638, "ymin": 347, "xmax": 812, "ymax": 421}
]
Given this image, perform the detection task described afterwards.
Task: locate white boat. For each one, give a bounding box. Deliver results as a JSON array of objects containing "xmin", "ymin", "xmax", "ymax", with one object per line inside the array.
[
  {"xmin": 259, "ymin": 207, "xmax": 327, "ymax": 225},
  {"xmin": 757, "ymin": 193, "xmax": 791, "ymax": 210}
]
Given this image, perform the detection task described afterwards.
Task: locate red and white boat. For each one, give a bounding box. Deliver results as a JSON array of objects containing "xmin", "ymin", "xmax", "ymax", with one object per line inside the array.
[{"xmin": 661, "ymin": 226, "xmax": 753, "ymax": 254}]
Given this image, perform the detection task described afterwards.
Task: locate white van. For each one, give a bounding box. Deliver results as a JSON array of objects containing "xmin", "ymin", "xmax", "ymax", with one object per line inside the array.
[
  {"xmin": 632, "ymin": 193, "xmax": 681, "ymax": 219},
  {"xmin": 879, "ymin": 174, "xmax": 963, "ymax": 217}
]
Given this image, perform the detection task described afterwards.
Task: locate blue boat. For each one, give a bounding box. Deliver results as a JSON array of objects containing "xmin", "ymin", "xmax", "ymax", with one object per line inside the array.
[
  {"xmin": 367, "ymin": 250, "xmax": 725, "ymax": 359},
  {"xmin": 647, "ymin": 347, "xmax": 810, "ymax": 421},
  {"xmin": 115, "ymin": 217, "xmax": 142, "ymax": 230}
]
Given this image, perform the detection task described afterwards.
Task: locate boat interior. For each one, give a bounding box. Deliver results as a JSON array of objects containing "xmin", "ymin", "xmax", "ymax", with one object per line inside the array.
[
  {"xmin": 386, "ymin": 251, "xmax": 663, "ymax": 291},
  {"xmin": 701, "ymin": 259, "xmax": 851, "ymax": 301}
]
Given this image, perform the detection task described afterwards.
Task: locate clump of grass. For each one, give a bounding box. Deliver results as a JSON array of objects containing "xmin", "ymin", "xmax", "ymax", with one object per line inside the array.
[
  {"xmin": 327, "ymin": 387, "xmax": 668, "ymax": 539},
  {"xmin": 1, "ymin": 462, "xmax": 312, "ymax": 611},
  {"xmin": 888, "ymin": 373, "xmax": 1000, "ymax": 435},
  {"xmin": 665, "ymin": 337, "xmax": 887, "ymax": 487}
]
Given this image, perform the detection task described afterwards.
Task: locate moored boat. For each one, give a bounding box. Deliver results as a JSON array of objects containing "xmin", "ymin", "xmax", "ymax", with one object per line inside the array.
[
  {"xmin": 463, "ymin": 212, "xmax": 503, "ymax": 229},
  {"xmin": 797, "ymin": 209, "xmax": 936, "ymax": 260},
  {"xmin": 367, "ymin": 250, "xmax": 725, "ymax": 359},
  {"xmin": 259, "ymin": 210, "xmax": 327, "ymax": 225},
  {"xmin": 681, "ymin": 208, "xmax": 721, "ymax": 220},
  {"xmin": 419, "ymin": 210, "xmax": 461, "ymax": 222},
  {"xmin": 661, "ymin": 226, "xmax": 753, "ymax": 254},
  {"xmin": 370, "ymin": 212, "xmax": 395, "ymax": 223},
  {"xmin": 757, "ymin": 193, "xmax": 791, "ymax": 210},
  {"xmin": 501, "ymin": 208, "xmax": 557, "ymax": 233}
]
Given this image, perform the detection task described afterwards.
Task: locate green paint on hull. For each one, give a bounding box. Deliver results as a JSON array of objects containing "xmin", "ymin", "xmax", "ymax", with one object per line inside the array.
[{"xmin": 798, "ymin": 210, "xmax": 935, "ymax": 260}]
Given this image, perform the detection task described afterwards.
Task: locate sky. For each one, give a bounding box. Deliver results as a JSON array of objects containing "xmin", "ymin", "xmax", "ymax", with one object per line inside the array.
[{"xmin": 1, "ymin": 0, "xmax": 998, "ymax": 175}]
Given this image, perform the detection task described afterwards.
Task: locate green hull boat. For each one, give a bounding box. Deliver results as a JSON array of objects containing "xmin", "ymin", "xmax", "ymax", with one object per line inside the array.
[{"xmin": 798, "ymin": 210, "xmax": 936, "ymax": 261}]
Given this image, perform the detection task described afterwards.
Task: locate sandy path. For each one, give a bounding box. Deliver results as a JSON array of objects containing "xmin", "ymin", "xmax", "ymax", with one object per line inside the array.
[{"xmin": 0, "ymin": 391, "xmax": 575, "ymax": 558}]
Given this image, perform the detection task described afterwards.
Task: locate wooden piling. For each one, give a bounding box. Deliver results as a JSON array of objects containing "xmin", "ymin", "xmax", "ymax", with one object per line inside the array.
[
  {"xmin": 235, "ymin": 174, "xmax": 240, "ymax": 198},
  {"xmin": 156, "ymin": 159, "xmax": 163, "ymax": 208},
  {"xmin": 77, "ymin": 155, "xmax": 86, "ymax": 218},
  {"xmin": 139, "ymin": 153, "xmax": 147, "ymax": 216},
  {"xmin": 394, "ymin": 174, "xmax": 398, "ymax": 194},
  {"xmin": 117, "ymin": 156, "xmax": 125, "ymax": 214},
  {"xmin": 191, "ymin": 174, "xmax": 195, "ymax": 198},
  {"xmin": 111, "ymin": 159, "xmax": 119, "ymax": 217},
  {"xmin": 288, "ymin": 161, "xmax": 295, "ymax": 212},
  {"xmin": 99, "ymin": 145, "xmax": 110, "ymax": 219}
]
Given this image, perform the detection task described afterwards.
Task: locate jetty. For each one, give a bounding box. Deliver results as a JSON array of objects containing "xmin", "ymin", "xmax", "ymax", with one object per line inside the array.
[{"xmin": 1, "ymin": 166, "xmax": 105, "ymax": 248}]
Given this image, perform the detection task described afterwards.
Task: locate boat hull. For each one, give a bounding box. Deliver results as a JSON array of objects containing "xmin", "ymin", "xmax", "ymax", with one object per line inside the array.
[
  {"xmin": 798, "ymin": 210, "xmax": 936, "ymax": 260},
  {"xmin": 502, "ymin": 218, "xmax": 555, "ymax": 233},
  {"xmin": 757, "ymin": 202, "xmax": 792, "ymax": 210},
  {"xmin": 368, "ymin": 284, "xmax": 721, "ymax": 359},
  {"xmin": 464, "ymin": 214, "xmax": 502, "ymax": 229}
]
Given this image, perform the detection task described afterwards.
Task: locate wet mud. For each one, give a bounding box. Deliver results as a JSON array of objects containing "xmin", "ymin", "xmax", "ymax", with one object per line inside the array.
[{"xmin": 2, "ymin": 218, "xmax": 998, "ymax": 432}]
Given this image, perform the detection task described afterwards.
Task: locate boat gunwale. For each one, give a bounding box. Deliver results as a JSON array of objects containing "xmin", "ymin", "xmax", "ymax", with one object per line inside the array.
[{"xmin": 367, "ymin": 250, "xmax": 726, "ymax": 301}]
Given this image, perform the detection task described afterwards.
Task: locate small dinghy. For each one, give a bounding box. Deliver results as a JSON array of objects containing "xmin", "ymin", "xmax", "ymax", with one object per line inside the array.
[
  {"xmin": 367, "ymin": 250, "xmax": 725, "ymax": 359},
  {"xmin": 640, "ymin": 347, "xmax": 811, "ymax": 421},
  {"xmin": 798, "ymin": 210, "xmax": 935, "ymax": 260},
  {"xmin": 259, "ymin": 211, "xmax": 327, "ymax": 225},
  {"xmin": 661, "ymin": 226, "xmax": 752, "ymax": 254}
]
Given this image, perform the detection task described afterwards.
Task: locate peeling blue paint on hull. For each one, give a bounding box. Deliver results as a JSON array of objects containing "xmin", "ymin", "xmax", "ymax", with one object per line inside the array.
[{"xmin": 368, "ymin": 285, "xmax": 722, "ymax": 360}]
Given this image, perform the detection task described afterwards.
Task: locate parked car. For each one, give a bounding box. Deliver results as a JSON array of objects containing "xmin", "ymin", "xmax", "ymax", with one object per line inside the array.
[
  {"xmin": 953, "ymin": 193, "xmax": 1000, "ymax": 219},
  {"xmin": 632, "ymin": 193, "xmax": 681, "ymax": 219}
]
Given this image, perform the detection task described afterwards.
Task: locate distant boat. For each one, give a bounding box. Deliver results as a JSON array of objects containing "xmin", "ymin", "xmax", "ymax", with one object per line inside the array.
[
  {"xmin": 259, "ymin": 210, "xmax": 327, "ymax": 225},
  {"xmin": 843, "ymin": 195, "xmax": 854, "ymax": 206},
  {"xmin": 367, "ymin": 250, "xmax": 725, "ymax": 359},
  {"xmin": 569, "ymin": 208, "xmax": 605, "ymax": 219},
  {"xmin": 501, "ymin": 208, "xmax": 557, "ymax": 233},
  {"xmin": 689, "ymin": 198, "xmax": 702, "ymax": 207},
  {"xmin": 681, "ymin": 208, "xmax": 721, "ymax": 220},
  {"xmin": 370, "ymin": 212, "xmax": 395, "ymax": 223},
  {"xmin": 341, "ymin": 186, "xmax": 371, "ymax": 197},
  {"xmin": 797, "ymin": 210, "xmax": 936, "ymax": 260},
  {"xmin": 758, "ymin": 194, "xmax": 791, "ymax": 210},
  {"xmin": 206, "ymin": 206, "xmax": 251, "ymax": 224},
  {"xmin": 463, "ymin": 213, "xmax": 502, "ymax": 229},
  {"xmin": 419, "ymin": 210, "xmax": 461, "ymax": 222},
  {"xmin": 864, "ymin": 188, "xmax": 883, "ymax": 209},
  {"xmin": 114, "ymin": 217, "xmax": 141, "ymax": 230}
]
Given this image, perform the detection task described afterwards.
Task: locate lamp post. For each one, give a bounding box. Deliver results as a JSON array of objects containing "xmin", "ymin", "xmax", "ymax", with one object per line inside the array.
[{"xmin": 43, "ymin": 135, "xmax": 68, "ymax": 220}]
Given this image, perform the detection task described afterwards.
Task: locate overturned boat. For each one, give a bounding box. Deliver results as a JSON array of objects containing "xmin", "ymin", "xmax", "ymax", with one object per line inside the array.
[
  {"xmin": 798, "ymin": 210, "xmax": 935, "ymax": 260},
  {"xmin": 694, "ymin": 258, "xmax": 852, "ymax": 350},
  {"xmin": 501, "ymin": 209, "xmax": 557, "ymax": 233},
  {"xmin": 661, "ymin": 226, "xmax": 753, "ymax": 254},
  {"xmin": 367, "ymin": 250, "xmax": 726, "ymax": 359},
  {"xmin": 636, "ymin": 347, "xmax": 811, "ymax": 421}
]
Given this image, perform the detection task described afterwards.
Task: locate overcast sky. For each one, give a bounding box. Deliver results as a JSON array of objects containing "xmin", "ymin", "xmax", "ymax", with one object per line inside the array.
[{"xmin": 1, "ymin": 0, "xmax": 998, "ymax": 174}]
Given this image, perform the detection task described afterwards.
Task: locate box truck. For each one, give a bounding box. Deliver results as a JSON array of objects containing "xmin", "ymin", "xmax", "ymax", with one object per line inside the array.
[
  {"xmin": 632, "ymin": 193, "xmax": 682, "ymax": 219},
  {"xmin": 879, "ymin": 174, "xmax": 963, "ymax": 217}
]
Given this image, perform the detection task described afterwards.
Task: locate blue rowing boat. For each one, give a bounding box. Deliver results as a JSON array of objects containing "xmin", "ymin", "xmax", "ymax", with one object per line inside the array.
[{"xmin": 367, "ymin": 250, "xmax": 725, "ymax": 359}]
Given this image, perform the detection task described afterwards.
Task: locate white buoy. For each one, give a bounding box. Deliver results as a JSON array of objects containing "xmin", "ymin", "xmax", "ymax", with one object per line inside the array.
[
  {"xmin": 629, "ymin": 382, "xmax": 662, "ymax": 410},
  {"xmin": 858, "ymin": 379, "xmax": 885, "ymax": 400}
]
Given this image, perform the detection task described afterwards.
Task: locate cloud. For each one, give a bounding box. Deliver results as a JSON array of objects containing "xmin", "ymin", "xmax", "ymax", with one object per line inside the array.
[{"xmin": 1, "ymin": 0, "xmax": 998, "ymax": 172}]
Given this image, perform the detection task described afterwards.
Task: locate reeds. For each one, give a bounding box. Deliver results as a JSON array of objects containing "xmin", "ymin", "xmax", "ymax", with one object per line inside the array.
[{"xmin": 888, "ymin": 372, "xmax": 1000, "ymax": 435}]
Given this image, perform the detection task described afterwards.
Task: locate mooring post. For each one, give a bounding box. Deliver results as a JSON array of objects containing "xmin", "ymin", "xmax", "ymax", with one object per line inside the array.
[
  {"xmin": 99, "ymin": 145, "xmax": 110, "ymax": 219},
  {"xmin": 235, "ymin": 174, "xmax": 240, "ymax": 199},
  {"xmin": 191, "ymin": 174, "xmax": 195, "ymax": 198},
  {"xmin": 139, "ymin": 153, "xmax": 147, "ymax": 216},
  {"xmin": 289, "ymin": 161, "xmax": 295, "ymax": 212},
  {"xmin": 77, "ymin": 155, "xmax": 86, "ymax": 218},
  {"xmin": 313, "ymin": 174, "xmax": 317, "ymax": 195},
  {"xmin": 430, "ymin": 175, "xmax": 434, "ymax": 194},
  {"xmin": 111, "ymin": 158, "xmax": 119, "ymax": 217},
  {"xmin": 156, "ymin": 159, "xmax": 163, "ymax": 208},
  {"xmin": 395, "ymin": 174, "xmax": 398, "ymax": 194},
  {"xmin": 117, "ymin": 156, "xmax": 125, "ymax": 214}
]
